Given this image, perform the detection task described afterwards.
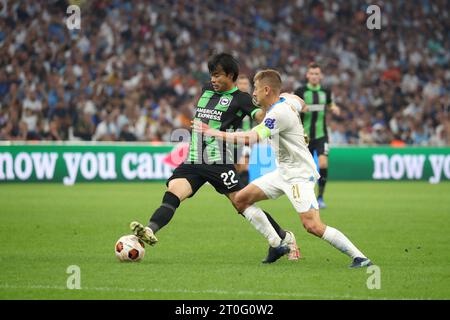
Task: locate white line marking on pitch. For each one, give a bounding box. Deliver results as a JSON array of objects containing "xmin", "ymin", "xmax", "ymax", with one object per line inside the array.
[{"xmin": 0, "ymin": 284, "xmax": 424, "ymax": 300}]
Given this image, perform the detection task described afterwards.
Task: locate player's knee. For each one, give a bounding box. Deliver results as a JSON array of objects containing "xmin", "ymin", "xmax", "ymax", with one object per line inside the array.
[
  {"xmin": 318, "ymin": 159, "xmax": 328, "ymax": 169},
  {"xmin": 233, "ymin": 198, "xmax": 247, "ymax": 213},
  {"xmin": 167, "ymin": 180, "xmax": 192, "ymax": 201},
  {"xmin": 233, "ymin": 192, "xmax": 250, "ymax": 213},
  {"xmin": 167, "ymin": 188, "xmax": 185, "ymax": 202},
  {"xmin": 303, "ymin": 221, "xmax": 313, "ymax": 234},
  {"xmin": 303, "ymin": 220, "xmax": 322, "ymax": 236}
]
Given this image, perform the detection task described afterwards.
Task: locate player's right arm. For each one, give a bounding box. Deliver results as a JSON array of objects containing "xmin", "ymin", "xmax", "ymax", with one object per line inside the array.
[
  {"xmin": 293, "ymin": 87, "xmax": 309, "ymax": 112},
  {"xmin": 253, "ymin": 109, "xmax": 266, "ymax": 124},
  {"xmin": 192, "ymin": 120, "xmax": 260, "ymax": 145},
  {"xmin": 192, "ymin": 108, "xmax": 287, "ymax": 145}
]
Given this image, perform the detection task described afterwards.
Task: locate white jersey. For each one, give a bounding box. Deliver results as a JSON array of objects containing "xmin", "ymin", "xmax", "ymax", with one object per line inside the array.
[{"xmin": 255, "ymin": 97, "xmax": 320, "ymax": 181}]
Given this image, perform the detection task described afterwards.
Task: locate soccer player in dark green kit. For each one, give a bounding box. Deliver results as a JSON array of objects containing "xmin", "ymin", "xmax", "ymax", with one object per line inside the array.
[
  {"xmin": 295, "ymin": 63, "xmax": 340, "ymax": 209},
  {"xmin": 235, "ymin": 74, "xmax": 253, "ymax": 186},
  {"xmin": 131, "ymin": 53, "xmax": 300, "ymax": 263}
]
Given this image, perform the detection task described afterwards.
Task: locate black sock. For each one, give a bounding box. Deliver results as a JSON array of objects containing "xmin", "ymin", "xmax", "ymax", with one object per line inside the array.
[
  {"xmin": 319, "ymin": 168, "xmax": 328, "ymax": 198},
  {"xmin": 148, "ymin": 191, "xmax": 180, "ymax": 233},
  {"xmin": 263, "ymin": 210, "xmax": 286, "ymax": 240}
]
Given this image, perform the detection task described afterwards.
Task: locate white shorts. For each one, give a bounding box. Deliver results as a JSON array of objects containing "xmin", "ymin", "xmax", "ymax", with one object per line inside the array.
[{"xmin": 251, "ymin": 169, "xmax": 319, "ymax": 213}]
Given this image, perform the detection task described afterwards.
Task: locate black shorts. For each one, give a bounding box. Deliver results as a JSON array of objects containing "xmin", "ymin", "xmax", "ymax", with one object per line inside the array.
[
  {"xmin": 308, "ymin": 137, "xmax": 329, "ymax": 157},
  {"xmin": 166, "ymin": 163, "xmax": 244, "ymax": 197}
]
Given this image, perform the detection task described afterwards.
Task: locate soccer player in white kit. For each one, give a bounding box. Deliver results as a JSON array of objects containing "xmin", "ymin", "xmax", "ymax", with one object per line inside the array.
[{"xmin": 193, "ymin": 69, "xmax": 372, "ymax": 268}]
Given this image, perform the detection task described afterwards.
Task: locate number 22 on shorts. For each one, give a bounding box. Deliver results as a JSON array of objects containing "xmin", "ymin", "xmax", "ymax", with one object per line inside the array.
[{"xmin": 221, "ymin": 170, "xmax": 238, "ymax": 187}]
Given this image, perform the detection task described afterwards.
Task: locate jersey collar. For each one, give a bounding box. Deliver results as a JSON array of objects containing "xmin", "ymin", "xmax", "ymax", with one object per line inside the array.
[
  {"xmin": 307, "ymin": 83, "xmax": 321, "ymax": 91},
  {"xmin": 267, "ymin": 97, "xmax": 285, "ymax": 112},
  {"xmin": 216, "ymin": 86, "xmax": 238, "ymax": 94}
]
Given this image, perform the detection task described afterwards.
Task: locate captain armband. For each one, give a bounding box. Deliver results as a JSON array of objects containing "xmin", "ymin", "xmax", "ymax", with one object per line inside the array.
[{"xmin": 252, "ymin": 123, "xmax": 271, "ymax": 140}]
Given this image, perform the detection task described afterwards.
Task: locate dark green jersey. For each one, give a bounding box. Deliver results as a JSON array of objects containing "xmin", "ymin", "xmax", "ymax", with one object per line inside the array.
[
  {"xmin": 295, "ymin": 83, "xmax": 333, "ymax": 140},
  {"xmin": 188, "ymin": 84, "xmax": 260, "ymax": 164}
]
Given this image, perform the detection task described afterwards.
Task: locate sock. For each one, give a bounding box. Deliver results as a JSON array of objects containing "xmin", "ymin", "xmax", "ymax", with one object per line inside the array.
[
  {"xmin": 242, "ymin": 205, "xmax": 282, "ymax": 247},
  {"xmin": 148, "ymin": 191, "xmax": 180, "ymax": 233},
  {"xmin": 263, "ymin": 210, "xmax": 286, "ymax": 240},
  {"xmin": 318, "ymin": 168, "xmax": 328, "ymax": 198},
  {"xmin": 321, "ymin": 226, "xmax": 366, "ymax": 259}
]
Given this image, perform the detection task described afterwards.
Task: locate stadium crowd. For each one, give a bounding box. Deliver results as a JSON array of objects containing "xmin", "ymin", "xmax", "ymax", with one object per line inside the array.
[{"xmin": 0, "ymin": 0, "xmax": 449, "ymax": 145}]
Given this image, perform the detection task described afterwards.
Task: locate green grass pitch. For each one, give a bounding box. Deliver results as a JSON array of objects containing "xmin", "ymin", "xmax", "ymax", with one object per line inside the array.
[{"xmin": 0, "ymin": 182, "xmax": 449, "ymax": 300}]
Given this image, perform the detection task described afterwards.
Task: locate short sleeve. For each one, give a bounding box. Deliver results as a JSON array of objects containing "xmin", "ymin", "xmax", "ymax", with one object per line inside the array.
[
  {"xmin": 284, "ymin": 97, "xmax": 302, "ymax": 113},
  {"xmin": 326, "ymin": 88, "xmax": 333, "ymax": 105},
  {"xmin": 294, "ymin": 87, "xmax": 305, "ymax": 99},
  {"xmin": 238, "ymin": 93, "xmax": 261, "ymax": 120}
]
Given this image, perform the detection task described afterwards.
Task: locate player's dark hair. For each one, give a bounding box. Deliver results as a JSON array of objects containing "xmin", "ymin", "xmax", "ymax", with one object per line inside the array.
[
  {"xmin": 308, "ymin": 62, "xmax": 321, "ymax": 70},
  {"xmin": 208, "ymin": 53, "xmax": 239, "ymax": 81}
]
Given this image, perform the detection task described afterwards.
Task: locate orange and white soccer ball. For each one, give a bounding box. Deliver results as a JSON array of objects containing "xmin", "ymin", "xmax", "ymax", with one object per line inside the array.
[{"xmin": 115, "ymin": 235, "xmax": 145, "ymax": 262}]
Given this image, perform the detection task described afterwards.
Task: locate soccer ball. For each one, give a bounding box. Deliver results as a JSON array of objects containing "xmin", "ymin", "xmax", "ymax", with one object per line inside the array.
[{"xmin": 115, "ymin": 235, "xmax": 145, "ymax": 262}]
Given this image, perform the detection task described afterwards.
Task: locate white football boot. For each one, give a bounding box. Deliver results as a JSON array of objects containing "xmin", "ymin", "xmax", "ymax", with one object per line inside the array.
[{"xmin": 281, "ymin": 231, "xmax": 301, "ymax": 260}]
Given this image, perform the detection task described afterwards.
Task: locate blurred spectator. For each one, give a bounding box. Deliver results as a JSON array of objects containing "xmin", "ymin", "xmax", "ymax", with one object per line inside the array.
[
  {"xmin": 93, "ymin": 109, "xmax": 119, "ymax": 141},
  {"xmin": 372, "ymin": 123, "xmax": 392, "ymax": 145},
  {"xmin": 73, "ymin": 112, "xmax": 95, "ymax": 141},
  {"xmin": 411, "ymin": 123, "xmax": 430, "ymax": 146},
  {"xmin": 430, "ymin": 118, "xmax": 450, "ymax": 146},
  {"xmin": 119, "ymin": 123, "xmax": 138, "ymax": 142},
  {"xmin": 0, "ymin": 0, "xmax": 448, "ymax": 146},
  {"xmin": 329, "ymin": 122, "xmax": 348, "ymax": 145}
]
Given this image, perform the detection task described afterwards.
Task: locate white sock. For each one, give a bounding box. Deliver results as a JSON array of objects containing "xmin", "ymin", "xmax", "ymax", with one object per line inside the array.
[
  {"xmin": 242, "ymin": 205, "xmax": 282, "ymax": 247},
  {"xmin": 281, "ymin": 231, "xmax": 293, "ymax": 245},
  {"xmin": 321, "ymin": 226, "xmax": 366, "ymax": 259}
]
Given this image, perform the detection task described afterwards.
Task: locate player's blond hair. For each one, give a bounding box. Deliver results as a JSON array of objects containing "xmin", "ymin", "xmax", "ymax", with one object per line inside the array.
[{"xmin": 253, "ymin": 69, "xmax": 282, "ymax": 93}]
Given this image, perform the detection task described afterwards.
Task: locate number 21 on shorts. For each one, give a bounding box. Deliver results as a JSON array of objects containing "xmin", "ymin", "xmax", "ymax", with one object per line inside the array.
[{"xmin": 292, "ymin": 184, "xmax": 301, "ymax": 201}]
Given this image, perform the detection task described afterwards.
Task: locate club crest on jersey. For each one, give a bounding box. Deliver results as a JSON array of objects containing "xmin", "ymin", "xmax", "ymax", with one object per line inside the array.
[
  {"xmin": 264, "ymin": 118, "xmax": 276, "ymax": 129},
  {"xmin": 219, "ymin": 97, "xmax": 231, "ymax": 106}
]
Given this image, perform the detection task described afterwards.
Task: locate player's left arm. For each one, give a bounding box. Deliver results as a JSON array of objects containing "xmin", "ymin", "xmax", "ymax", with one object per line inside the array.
[
  {"xmin": 327, "ymin": 90, "xmax": 340, "ymax": 115},
  {"xmin": 240, "ymin": 94, "xmax": 266, "ymax": 124},
  {"xmin": 329, "ymin": 102, "xmax": 340, "ymax": 115},
  {"xmin": 280, "ymin": 93, "xmax": 307, "ymax": 112}
]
